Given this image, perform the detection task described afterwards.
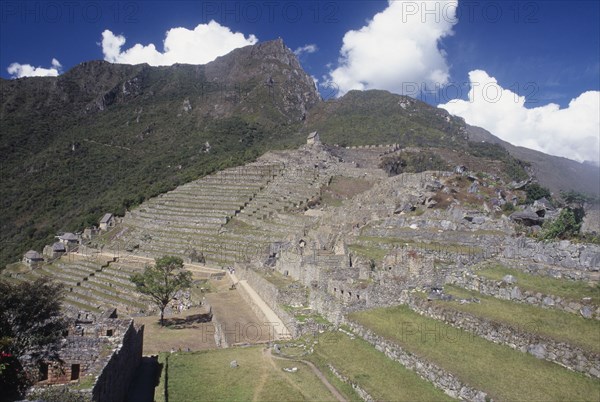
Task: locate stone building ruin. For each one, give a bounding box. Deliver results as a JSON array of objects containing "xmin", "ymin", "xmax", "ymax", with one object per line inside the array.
[{"xmin": 32, "ymin": 308, "xmax": 144, "ymax": 402}]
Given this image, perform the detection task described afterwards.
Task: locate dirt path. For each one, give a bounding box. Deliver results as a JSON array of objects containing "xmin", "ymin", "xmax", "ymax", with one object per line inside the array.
[
  {"xmin": 262, "ymin": 348, "xmax": 308, "ymax": 397},
  {"xmin": 252, "ymin": 351, "xmax": 270, "ymax": 401},
  {"xmin": 266, "ymin": 349, "xmax": 347, "ymax": 402}
]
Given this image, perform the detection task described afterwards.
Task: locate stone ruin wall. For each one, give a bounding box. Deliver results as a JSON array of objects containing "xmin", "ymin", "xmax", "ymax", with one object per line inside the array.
[
  {"xmin": 40, "ymin": 337, "xmax": 105, "ymax": 386},
  {"xmin": 499, "ymin": 237, "xmax": 600, "ymax": 280},
  {"xmin": 235, "ymin": 264, "xmax": 303, "ymax": 338},
  {"xmin": 343, "ymin": 319, "xmax": 490, "ymax": 402},
  {"xmin": 92, "ymin": 321, "xmax": 144, "ymax": 402}
]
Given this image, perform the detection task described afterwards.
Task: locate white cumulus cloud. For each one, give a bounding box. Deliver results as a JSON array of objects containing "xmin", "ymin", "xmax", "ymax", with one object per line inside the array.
[
  {"xmin": 294, "ymin": 44, "xmax": 318, "ymax": 56},
  {"xmin": 439, "ymin": 70, "xmax": 600, "ymax": 163},
  {"xmin": 7, "ymin": 58, "xmax": 62, "ymax": 78},
  {"xmin": 327, "ymin": 0, "xmax": 458, "ymax": 96},
  {"xmin": 101, "ymin": 20, "xmax": 258, "ymax": 66}
]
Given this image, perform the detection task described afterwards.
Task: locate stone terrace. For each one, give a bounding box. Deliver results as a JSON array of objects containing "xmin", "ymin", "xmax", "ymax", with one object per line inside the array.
[
  {"xmin": 109, "ymin": 146, "xmax": 347, "ymax": 265},
  {"xmin": 7, "ymin": 255, "xmax": 149, "ymax": 314},
  {"xmin": 111, "ymin": 164, "xmax": 283, "ymax": 264}
]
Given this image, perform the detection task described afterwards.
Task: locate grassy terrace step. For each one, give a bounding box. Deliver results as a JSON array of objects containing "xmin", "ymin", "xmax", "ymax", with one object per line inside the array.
[
  {"xmin": 142, "ymin": 200, "xmax": 242, "ymax": 210},
  {"xmin": 437, "ymin": 285, "xmax": 600, "ymax": 353},
  {"xmin": 80, "ymin": 280, "xmax": 141, "ymax": 303},
  {"xmin": 308, "ymin": 332, "xmax": 453, "ymax": 401},
  {"xmin": 350, "ymin": 306, "xmax": 600, "ymax": 401},
  {"xmin": 61, "ymin": 298, "xmax": 101, "ymax": 313},
  {"xmin": 52, "ymin": 264, "xmax": 98, "ymax": 278},
  {"xmin": 128, "ymin": 214, "xmax": 225, "ymax": 225},
  {"xmin": 134, "ymin": 210, "xmax": 232, "ymax": 222},
  {"xmin": 155, "ymin": 192, "xmax": 255, "ymax": 201},
  {"xmin": 102, "ymin": 265, "xmax": 143, "ymax": 278},
  {"xmin": 34, "ymin": 268, "xmax": 82, "ymax": 285},
  {"xmin": 148, "ymin": 193, "xmax": 250, "ymax": 203},
  {"xmin": 133, "ymin": 212, "xmax": 232, "ymax": 223},
  {"xmin": 93, "ymin": 271, "xmax": 137, "ymax": 286},
  {"xmin": 173, "ymin": 184, "xmax": 263, "ymax": 192},
  {"xmin": 230, "ymin": 222, "xmax": 284, "ymax": 238},
  {"xmin": 122, "ymin": 224, "xmax": 219, "ymax": 239},
  {"xmin": 149, "ymin": 199, "xmax": 250, "ymax": 209},
  {"xmin": 87, "ymin": 274, "xmax": 137, "ymax": 292},
  {"xmin": 100, "ymin": 264, "xmax": 140, "ymax": 278},
  {"xmin": 126, "ymin": 227, "xmax": 273, "ymax": 246},
  {"xmin": 475, "ymin": 264, "xmax": 600, "ymax": 305},
  {"xmin": 127, "ymin": 233, "xmax": 262, "ymax": 251},
  {"xmin": 126, "ymin": 215, "xmax": 223, "ymax": 227},
  {"xmin": 63, "ymin": 289, "xmax": 104, "ymax": 305},
  {"xmin": 80, "ymin": 279, "xmax": 131, "ymax": 297},
  {"xmin": 71, "ymin": 285, "xmax": 146, "ymax": 310},
  {"xmin": 139, "ymin": 242, "xmax": 245, "ymax": 263},
  {"xmin": 356, "ymin": 236, "xmax": 484, "ymax": 255}
]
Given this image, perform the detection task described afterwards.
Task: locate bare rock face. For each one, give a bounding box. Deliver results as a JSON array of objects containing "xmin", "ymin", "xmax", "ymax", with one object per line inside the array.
[
  {"xmin": 203, "ymin": 38, "xmax": 321, "ymax": 121},
  {"xmin": 510, "ymin": 211, "xmax": 545, "ymax": 226}
]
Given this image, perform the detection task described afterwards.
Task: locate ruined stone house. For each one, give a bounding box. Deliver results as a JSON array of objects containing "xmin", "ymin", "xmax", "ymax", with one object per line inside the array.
[{"xmin": 33, "ymin": 309, "xmax": 144, "ymax": 402}]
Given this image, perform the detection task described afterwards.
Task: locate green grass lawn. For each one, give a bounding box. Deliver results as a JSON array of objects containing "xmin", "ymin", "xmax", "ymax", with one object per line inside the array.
[
  {"xmin": 307, "ymin": 331, "xmax": 454, "ymax": 402},
  {"xmin": 357, "ymin": 236, "xmax": 483, "ymax": 255},
  {"xmin": 164, "ymin": 346, "xmax": 337, "ymax": 401},
  {"xmin": 476, "ymin": 264, "xmax": 600, "ymax": 305},
  {"xmin": 440, "ymin": 285, "xmax": 600, "ymax": 353},
  {"xmin": 347, "ymin": 244, "xmax": 388, "ymax": 262},
  {"xmin": 259, "ymin": 269, "xmax": 298, "ymax": 290},
  {"xmin": 350, "ymin": 306, "xmax": 600, "ymax": 402}
]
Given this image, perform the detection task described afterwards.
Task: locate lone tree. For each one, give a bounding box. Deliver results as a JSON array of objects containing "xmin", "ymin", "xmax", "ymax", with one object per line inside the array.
[
  {"xmin": 0, "ymin": 278, "xmax": 68, "ymax": 400},
  {"xmin": 131, "ymin": 256, "xmax": 192, "ymax": 326}
]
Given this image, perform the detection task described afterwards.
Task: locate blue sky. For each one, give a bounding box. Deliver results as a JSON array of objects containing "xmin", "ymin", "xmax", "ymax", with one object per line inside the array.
[{"xmin": 1, "ymin": 1, "xmax": 599, "ymax": 163}]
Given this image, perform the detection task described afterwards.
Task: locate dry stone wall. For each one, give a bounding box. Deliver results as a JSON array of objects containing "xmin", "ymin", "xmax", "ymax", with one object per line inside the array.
[
  {"xmin": 345, "ymin": 320, "xmax": 490, "ymax": 402},
  {"xmin": 92, "ymin": 321, "xmax": 144, "ymax": 402},
  {"xmin": 327, "ymin": 364, "xmax": 374, "ymax": 401},
  {"xmin": 500, "ymin": 238, "xmax": 600, "ymax": 280},
  {"xmin": 235, "ymin": 265, "xmax": 304, "ymax": 337},
  {"xmin": 446, "ymin": 270, "xmax": 600, "ymax": 320},
  {"xmin": 407, "ymin": 296, "xmax": 600, "ymax": 378}
]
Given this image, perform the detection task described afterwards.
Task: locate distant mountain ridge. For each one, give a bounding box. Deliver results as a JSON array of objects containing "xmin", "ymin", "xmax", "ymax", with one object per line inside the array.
[
  {"xmin": 1, "ymin": 38, "xmax": 598, "ymax": 267},
  {"xmin": 465, "ymin": 124, "xmax": 600, "ymax": 196}
]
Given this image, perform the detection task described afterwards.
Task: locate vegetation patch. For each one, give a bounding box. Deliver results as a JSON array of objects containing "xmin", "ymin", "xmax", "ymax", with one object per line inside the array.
[
  {"xmin": 357, "ymin": 236, "xmax": 483, "ymax": 255},
  {"xmin": 379, "ymin": 151, "xmax": 449, "ymax": 176},
  {"xmin": 476, "ymin": 264, "xmax": 600, "ymax": 305},
  {"xmin": 348, "ymin": 244, "xmax": 388, "ymax": 263},
  {"xmin": 165, "ymin": 346, "xmax": 337, "ymax": 401},
  {"xmin": 307, "ymin": 331, "xmax": 453, "ymax": 401},
  {"xmin": 350, "ymin": 306, "xmax": 600, "ymax": 402},
  {"xmin": 441, "ymin": 285, "xmax": 600, "ymax": 353}
]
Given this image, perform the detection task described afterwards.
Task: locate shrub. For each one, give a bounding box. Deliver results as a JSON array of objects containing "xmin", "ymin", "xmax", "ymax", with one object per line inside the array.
[
  {"xmin": 502, "ymin": 202, "xmax": 515, "ymax": 213},
  {"xmin": 525, "ymin": 183, "xmax": 551, "ymax": 204},
  {"xmin": 539, "ymin": 208, "xmax": 581, "ymax": 240},
  {"xmin": 379, "ymin": 151, "xmax": 448, "ymax": 176}
]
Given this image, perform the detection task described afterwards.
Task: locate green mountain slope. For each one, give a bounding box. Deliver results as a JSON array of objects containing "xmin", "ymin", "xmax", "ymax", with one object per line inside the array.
[{"xmin": 0, "ymin": 39, "xmax": 319, "ymax": 267}]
